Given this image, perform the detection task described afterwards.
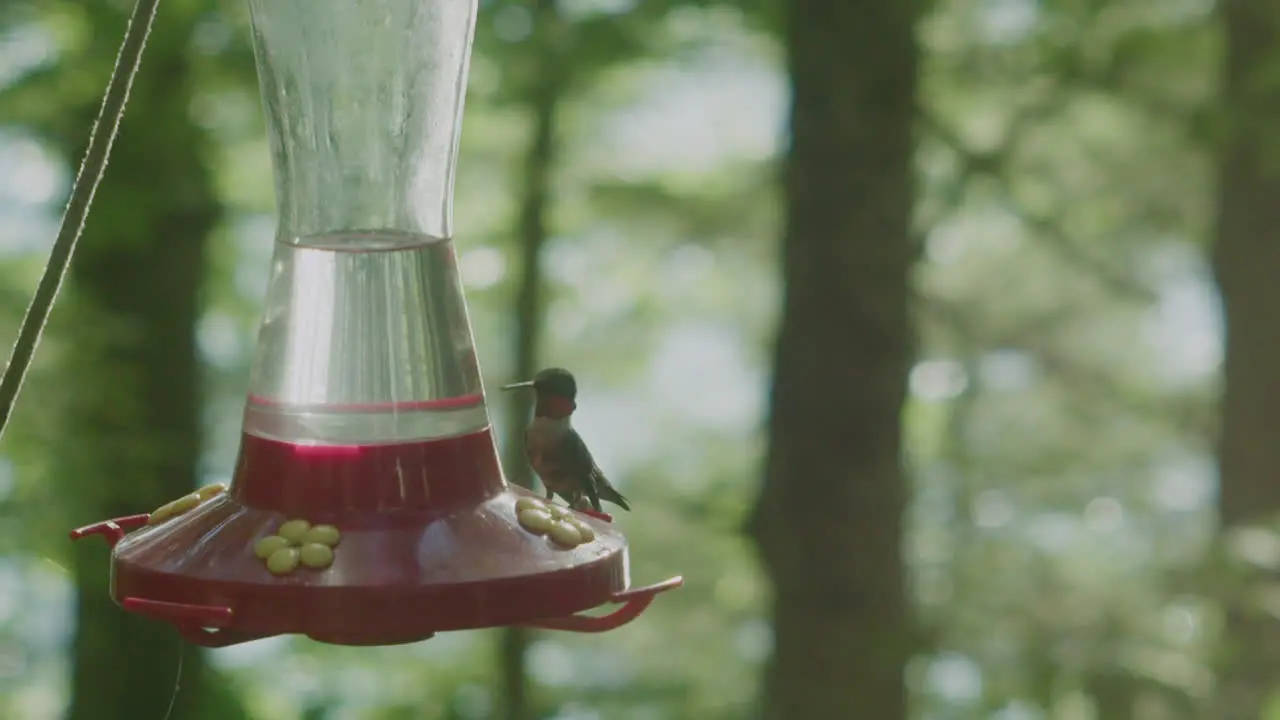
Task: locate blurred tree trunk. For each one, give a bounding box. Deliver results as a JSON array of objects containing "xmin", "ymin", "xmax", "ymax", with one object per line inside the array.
[
  {"xmin": 49, "ymin": 5, "xmax": 248, "ymax": 720},
  {"xmin": 496, "ymin": 2, "xmax": 566, "ymax": 719},
  {"xmin": 746, "ymin": 0, "xmax": 920, "ymax": 718},
  {"xmin": 1212, "ymin": 2, "xmax": 1280, "ymax": 717}
]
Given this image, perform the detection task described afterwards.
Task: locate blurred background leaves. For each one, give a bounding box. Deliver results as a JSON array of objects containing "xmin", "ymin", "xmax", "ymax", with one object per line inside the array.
[{"xmin": 0, "ymin": 0, "xmax": 1276, "ymax": 718}]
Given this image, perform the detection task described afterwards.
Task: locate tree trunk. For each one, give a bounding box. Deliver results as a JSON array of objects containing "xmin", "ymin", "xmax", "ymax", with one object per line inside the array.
[
  {"xmin": 496, "ymin": 2, "xmax": 566, "ymax": 719},
  {"xmin": 52, "ymin": 10, "xmax": 247, "ymax": 720},
  {"xmin": 1212, "ymin": 2, "xmax": 1280, "ymax": 717},
  {"xmin": 746, "ymin": 1, "xmax": 920, "ymax": 718}
]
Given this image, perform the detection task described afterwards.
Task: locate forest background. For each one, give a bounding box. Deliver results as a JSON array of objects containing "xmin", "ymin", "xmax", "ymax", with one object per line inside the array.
[{"xmin": 0, "ymin": 0, "xmax": 1277, "ymax": 719}]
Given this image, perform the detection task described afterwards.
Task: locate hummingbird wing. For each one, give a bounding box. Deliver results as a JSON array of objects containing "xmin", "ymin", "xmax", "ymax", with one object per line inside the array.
[
  {"xmin": 564, "ymin": 430, "xmax": 629, "ymax": 512},
  {"xmin": 564, "ymin": 430, "xmax": 603, "ymax": 511}
]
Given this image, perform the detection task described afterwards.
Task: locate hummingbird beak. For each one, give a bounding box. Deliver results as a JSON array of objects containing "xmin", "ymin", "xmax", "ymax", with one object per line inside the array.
[{"xmin": 501, "ymin": 380, "xmax": 536, "ymax": 391}]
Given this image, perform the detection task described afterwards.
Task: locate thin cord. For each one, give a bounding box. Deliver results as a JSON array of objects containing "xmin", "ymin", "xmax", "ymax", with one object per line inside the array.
[
  {"xmin": 161, "ymin": 640, "xmax": 185, "ymax": 720},
  {"xmin": 0, "ymin": 0, "xmax": 162, "ymax": 441}
]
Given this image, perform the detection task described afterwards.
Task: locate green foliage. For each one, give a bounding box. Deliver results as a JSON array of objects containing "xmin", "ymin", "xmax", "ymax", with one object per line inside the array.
[{"xmin": 0, "ymin": 0, "xmax": 1263, "ymax": 717}]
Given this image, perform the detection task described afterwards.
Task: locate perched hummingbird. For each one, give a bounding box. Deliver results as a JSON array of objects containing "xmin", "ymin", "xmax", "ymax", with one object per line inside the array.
[{"xmin": 501, "ymin": 368, "xmax": 631, "ymax": 513}]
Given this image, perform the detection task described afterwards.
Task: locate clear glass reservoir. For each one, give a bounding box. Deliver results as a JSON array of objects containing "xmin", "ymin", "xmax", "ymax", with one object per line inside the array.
[{"xmin": 242, "ymin": 0, "xmax": 485, "ymax": 445}]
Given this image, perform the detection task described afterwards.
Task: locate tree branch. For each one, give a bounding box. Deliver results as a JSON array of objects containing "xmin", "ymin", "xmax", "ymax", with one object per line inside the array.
[
  {"xmin": 919, "ymin": 110, "xmax": 1159, "ymax": 305},
  {"xmin": 922, "ymin": 297, "xmax": 1214, "ymax": 442}
]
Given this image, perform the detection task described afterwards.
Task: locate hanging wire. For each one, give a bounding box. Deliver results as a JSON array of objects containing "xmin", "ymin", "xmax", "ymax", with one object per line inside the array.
[
  {"xmin": 161, "ymin": 639, "xmax": 185, "ymax": 720},
  {"xmin": 0, "ymin": 0, "xmax": 163, "ymax": 441}
]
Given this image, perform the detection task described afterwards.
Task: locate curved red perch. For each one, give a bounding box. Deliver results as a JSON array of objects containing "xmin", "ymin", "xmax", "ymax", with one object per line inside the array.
[
  {"xmin": 578, "ymin": 508, "xmax": 613, "ymax": 523},
  {"xmin": 523, "ymin": 576, "xmax": 685, "ymax": 633},
  {"xmin": 120, "ymin": 598, "xmax": 265, "ymax": 648},
  {"xmin": 69, "ymin": 514, "xmax": 150, "ymax": 549},
  {"xmin": 121, "ymin": 597, "xmax": 234, "ymax": 626}
]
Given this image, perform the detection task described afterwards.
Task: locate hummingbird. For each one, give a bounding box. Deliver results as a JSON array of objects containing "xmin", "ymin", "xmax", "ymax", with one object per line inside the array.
[{"xmin": 501, "ymin": 368, "xmax": 631, "ymax": 513}]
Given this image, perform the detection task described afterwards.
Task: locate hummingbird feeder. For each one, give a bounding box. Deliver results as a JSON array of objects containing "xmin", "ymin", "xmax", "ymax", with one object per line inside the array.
[{"xmin": 68, "ymin": 0, "xmax": 681, "ymax": 647}]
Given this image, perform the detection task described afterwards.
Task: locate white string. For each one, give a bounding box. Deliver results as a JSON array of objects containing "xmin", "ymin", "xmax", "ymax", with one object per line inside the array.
[{"xmin": 161, "ymin": 640, "xmax": 185, "ymax": 720}]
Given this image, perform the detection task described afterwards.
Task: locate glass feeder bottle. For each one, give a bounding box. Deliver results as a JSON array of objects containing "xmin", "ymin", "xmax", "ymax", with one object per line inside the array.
[{"xmin": 244, "ymin": 0, "xmax": 486, "ymax": 448}]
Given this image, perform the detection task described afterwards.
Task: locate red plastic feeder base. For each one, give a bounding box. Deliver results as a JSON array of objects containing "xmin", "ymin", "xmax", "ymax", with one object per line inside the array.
[{"xmin": 69, "ymin": 426, "xmax": 682, "ymax": 647}]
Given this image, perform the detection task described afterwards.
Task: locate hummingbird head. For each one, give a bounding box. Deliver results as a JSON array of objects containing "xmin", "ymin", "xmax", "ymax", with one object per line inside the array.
[{"xmin": 501, "ymin": 367, "xmax": 578, "ymax": 418}]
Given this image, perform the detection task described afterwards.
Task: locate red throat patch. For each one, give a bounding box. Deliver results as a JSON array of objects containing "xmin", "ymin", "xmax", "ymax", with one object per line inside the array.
[{"xmin": 538, "ymin": 395, "xmax": 576, "ymax": 419}]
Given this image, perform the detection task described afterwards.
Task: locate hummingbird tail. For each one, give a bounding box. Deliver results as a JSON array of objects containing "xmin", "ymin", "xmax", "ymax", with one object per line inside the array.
[{"xmin": 599, "ymin": 483, "xmax": 630, "ymax": 512}]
